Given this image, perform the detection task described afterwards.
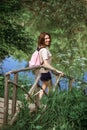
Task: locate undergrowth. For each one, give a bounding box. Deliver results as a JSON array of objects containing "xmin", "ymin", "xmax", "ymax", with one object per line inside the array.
[{"xmin": 1, "ymin": 88, "xmax": 87, "ymax": 130}]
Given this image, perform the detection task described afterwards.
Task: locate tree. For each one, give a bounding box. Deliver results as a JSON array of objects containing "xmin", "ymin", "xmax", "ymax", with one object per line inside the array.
[{"xmin": 0, "ymin": 0, "xmax": 87, "ymax": 76}]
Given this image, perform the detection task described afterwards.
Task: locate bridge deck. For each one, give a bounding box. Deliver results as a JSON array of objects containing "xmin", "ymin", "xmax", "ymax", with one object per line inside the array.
[{"xmin": 0, "ymin": 97, "xmax": 21, "ymax": 126}]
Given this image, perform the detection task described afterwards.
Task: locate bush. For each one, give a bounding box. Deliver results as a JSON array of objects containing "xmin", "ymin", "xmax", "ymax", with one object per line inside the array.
[{"xmin": 2, "ymin": 88, "xmax": 87, "ymax": 130}]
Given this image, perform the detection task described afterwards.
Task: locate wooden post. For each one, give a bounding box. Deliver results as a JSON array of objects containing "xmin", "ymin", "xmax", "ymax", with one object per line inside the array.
[
  {"xmin": 53, "ymin": 74, "xmax": 61, "ymax": 92},
  {"xmin": 34, "ymin": 84, "xmax": 40, "ymax": 107},
  {"xmin": 9, "ymin": 111, "xmax": 19, "ymax": 125},
  {"xmin": 3, "ymin": 74, "xmax": 10, "ymax": 124},
  {"xmin": 12, "ymin": 73, "xmax": 18, "ymax": 117},
  {"xmin": 29, "ymin": 73, "xmax": 41, "ymax": 95},
  {"xmin": 69, "ymin": 78, "xmax": 74, "ymax": 91}
]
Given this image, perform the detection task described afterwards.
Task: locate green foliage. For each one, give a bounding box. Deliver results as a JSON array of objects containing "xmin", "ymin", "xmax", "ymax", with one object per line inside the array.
[
  {"xmin": 0, "ymin": 1, "xmax": 87, "ymax": 129},
  {"xmin": 0, "ymin": 15, "xmax": 34, "ymax": 60},
  {"xmin": 0, "ymin": 75, "xmax": 4, "ymax": 97},
  {"xmin": 0, "ymin": 1, "xmax": 35, "ymax": 61},
  {"xmin": 0, "ymin": 0, "xmax": 87, "ymax": 76},
  {"xmin": 1, "ymin": 88, "xmax": 87, "ymax": 130},
  {"xmin": 0, "ymin": 0, "xmax": 21, "ymax": 13}
]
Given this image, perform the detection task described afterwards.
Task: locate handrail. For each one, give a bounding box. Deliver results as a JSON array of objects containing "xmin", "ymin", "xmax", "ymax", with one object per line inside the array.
[
  {"xmin": 5, "ymin": 65, "xmax": 62, "ymax": 76},
  {"xmin": 5, "ymin": 65, "xmax": 87, "ymax": 84},
  {"xmin": 8, "ymin": 80, "xmax": 39, "ymax": 108},
  {"xmin": 5, "ymin": 66, "xmax": 42, "ymax": 75},
  {"xmin": 3, "ymin": 65, "xmax": 87, "ymax": 125}
]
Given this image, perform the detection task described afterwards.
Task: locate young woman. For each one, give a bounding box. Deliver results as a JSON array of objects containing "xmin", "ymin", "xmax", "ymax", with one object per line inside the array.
[{"xmin": 38, "ymin": 32, "xmax": 64, "ymax": 99}]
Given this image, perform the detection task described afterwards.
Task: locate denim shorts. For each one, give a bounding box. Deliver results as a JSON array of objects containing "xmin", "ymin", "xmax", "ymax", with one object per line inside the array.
[{"xmin": 40, "ymin": 71, "xmax": 52, "ymax": 81}]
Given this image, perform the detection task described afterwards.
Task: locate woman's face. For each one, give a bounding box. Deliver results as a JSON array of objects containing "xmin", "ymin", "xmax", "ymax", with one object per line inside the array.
[{"xmin": 44, "ymin": 34, "xmax": 51, "ymax": 46}]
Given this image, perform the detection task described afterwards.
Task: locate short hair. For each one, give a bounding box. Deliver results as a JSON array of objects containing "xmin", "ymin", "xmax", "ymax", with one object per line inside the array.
[{"xmin": 38, "ymin": 32, "xmax": 51, "ymax": 47}]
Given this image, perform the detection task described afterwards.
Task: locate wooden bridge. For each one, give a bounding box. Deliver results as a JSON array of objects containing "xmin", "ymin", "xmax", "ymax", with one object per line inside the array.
[{"xmin": 0, "ymin": 65, "xmax": 77, "ymax": 127}]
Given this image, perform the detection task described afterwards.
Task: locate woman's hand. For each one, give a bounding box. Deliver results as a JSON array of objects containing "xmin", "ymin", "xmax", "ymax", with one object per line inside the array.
[{"xmin": 55, "ymin": 70, "xmax": 64, "ymax": 76}]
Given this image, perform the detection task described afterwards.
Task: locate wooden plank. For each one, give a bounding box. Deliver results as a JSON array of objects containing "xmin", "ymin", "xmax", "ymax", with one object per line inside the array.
[
  {"xmin": 0, "ymin": 98, "xmax": 21, "ymax": 105},
  {"xmin": 0, "ymin": 97, "xmax": 13, "ymax": 103},
  {"xmin": 0, "ymin": 113, "xmax": 4, "ymax": 119},
  {"xmin": 0, "ymin": 98, "xmax": 4, "ymax": 102},
  {"xmin": 0, "ymin": 97, "xmax": 22, "ymax": 126},
  {"xmin": 0, "ymin": 97, "xmax": 20, "ymax": 103},
  {"xmin": 0, "ymin": 118, "xmax": 3, "ymax": 124},
  {"xmin": 0, "ymin": 107, "xmax": 14, "ymax": 115},
  {"xmin": 0, "ymin": 100, "xmax": 21, "ymax": 110}
]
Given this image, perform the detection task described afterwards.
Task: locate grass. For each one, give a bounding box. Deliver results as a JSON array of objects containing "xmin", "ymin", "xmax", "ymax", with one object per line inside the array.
[{"xmin": 1, "ymin": 87, "xmax": 87, "ymax": 130}]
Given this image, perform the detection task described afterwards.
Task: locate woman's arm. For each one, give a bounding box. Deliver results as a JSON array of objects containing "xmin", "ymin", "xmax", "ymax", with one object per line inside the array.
[{"xmin": 43, "ymin": 59, "xmax": 64, "ymax": 75}]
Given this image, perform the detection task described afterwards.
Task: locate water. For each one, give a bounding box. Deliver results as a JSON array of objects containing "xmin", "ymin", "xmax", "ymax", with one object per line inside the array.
[
  {"xmin": 0, "ymin": 56, "xmax": 35, "ymax": 85},
  {"xmin": 1, "ymin": 56, "xmax": 27, "ymax": 73}
]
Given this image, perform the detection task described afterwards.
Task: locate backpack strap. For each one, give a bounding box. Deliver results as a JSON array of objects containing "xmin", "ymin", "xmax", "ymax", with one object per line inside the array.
[
  {"xmin": 37, "ymin": 47, "xmax": 40, "ymax": 51},
  {"xmin": 37, "ymin": 47, "xmax": 45, "ymax": 51},
  {"xmin": 37, "ymin": 47, "xmax": 45, "ymax": 65}
]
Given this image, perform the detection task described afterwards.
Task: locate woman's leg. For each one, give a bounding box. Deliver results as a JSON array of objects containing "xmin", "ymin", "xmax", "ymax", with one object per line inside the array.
[
  {"xmin": 47, "ymin": 79, "xmax": 53, "ymax": 94},
  {"xmin": 39, "ymin": 81, "xmax": 48, "ymax": 99},
  {"xmin": 39, "ymin": 72, "xmax": 52, "ymax": 99},
  {"xmin": 39, "ymin": 80, "xmax": 53, "ymax": 99}
]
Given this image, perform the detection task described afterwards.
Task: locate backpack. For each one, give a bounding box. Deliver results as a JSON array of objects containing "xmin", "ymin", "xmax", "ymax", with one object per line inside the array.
[{"xmin": 29, "ymin": 48, "xmax": 41, "ymax": 67}]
